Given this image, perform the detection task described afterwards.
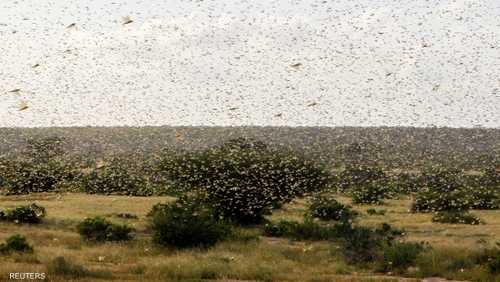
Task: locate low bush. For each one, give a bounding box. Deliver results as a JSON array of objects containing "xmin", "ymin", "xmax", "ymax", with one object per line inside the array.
[
  {"xmin": 76, "ymin": 157, "xmax": 153, "ymax": 196},
  {"xmin": 471, "ymin": 246, "xmax": 500, "ymax": 275},
  {"xmin": 420, "ymin": 166, "xmax": 464, "ymax": 193},
  {"xmin": 151, "ymin": 197, "xmax": 232, "ymax": 249},
  {"xmin": 1, "ymin": 160, "xmax": 73, "ymax": 195},
  {"xmin": 0, "ymin": 234, "xmax": 33, "ymax": 253},
  {"xmin": 263, "ymin": 218, "xmax": 404, "ymax": 262},
  {"xmin": 0, "ymin": 204, "xmax": 46, "ymax": 224},
  {"xmin": 484, "ymin": 250, "xmax": 500, "ymax": 274},
  {"xmin": 263, "ymin": 219, "xmax": 339, "ymax": 241},
  {"xmin": 431, "ymin": 211, "xmax": 482, "ymax": 225},
  {"xmin": 351, "ymin": 181, "xmax": 390, "ymax": 204},
  {"xmin": 410, "ymin": 166, "xmax": 500, "ymax": 213},
  {"xmin": 467, "ymin": 187, "xmax": 500, "ymax": 210},
  {"xmin": 366, "ymin": 209, "xmax": 386, "ymax": 216},
  {"xmin": 412, "ymin": 189, "xmax": 470, "ymax": 212},
  {"xmin": 308, "ymin": 193, "xmax": 357, "ymax": 222},
  {"xmin": 77, "ymin": 217, "xmax": 134, "ymax": 242},
  {"xmin": 338, "ymin": 165, "xmax": 386, "ymax": 191},
  {"xmin": 339, "ymin": 223, "xmax": 403, "ymax": 265},
  {"xmin": 378, "ymin": 242, "xmax": 426, "ymax": 273},
  {"xmin": 386, "ymin": 173, "xmax": 422, "ymax": 194},
  {"xmin": 460, "ymin": 171, "xmax": 500, "ymax": 210},
  {"xmin": 114, "ymin": 213, "xmax": 138, "ymax": 219}
]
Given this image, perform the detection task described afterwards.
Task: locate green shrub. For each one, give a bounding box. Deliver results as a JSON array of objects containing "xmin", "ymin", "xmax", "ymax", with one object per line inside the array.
[
  {"xmin": 486, "ymin": 252, "xmax": 500, "ymax": 274},
  {"xmin": 263, "ymin": 219, "xmax": 403, "ymax": 256},
  {"xmin": 77, "ymin": 217, "xmax": 134, "ymax": 242},
  {"xmin": 351, "ymin": 181, "xmax": 389, "ymax": 204},
  {"xmin": 0, "ymin": 137, "xmax": 76, "ymax": 195},
  {"xmin": 467, "ymin": 186, "xmax": 500, "ymax": 210},
  {"xmin": 308, "ymin": 193, "xmax": 357, "ymax": 222},
  {"xmin": 379, "ymin": 242, "xmax": 425, "ymax": 273},
  {"xmin": 431, "ymin": 211, "xmax": 482, "ymax": 225},
  {"xmin": 151, "ymin": 197, "xmax": 232, "ymax": 249},
  {"xmin": 1, "ymin": 160, "xmax": 72, "ymax": 195},
  {"xmin": 459, "ymin": 171, "xmax": 500, "ymax": 210},
  {"xmin": 412, "ymin": 189, "xmax": 470, "ymax": 212},
  {"xmin": 158, "ymin": 138, "xmax": 332, "ymax": 224},
  {"xmin": 263, "ymin": 219, "xmax": 340, "ymax": 241},
  {"xmin": 0, "ymin": 235, "xmax": 33, "ymax": 253},
  {"xmin": 1, "ymin": 204, "xmax": 46, "ymax": 224},
  {"xmin": 411, "ymin": 166, "xmax": 495, "ymax": 213},
  {"xmin": 76, "ymin": 157, "xmax": 153, "ymax": 196},
  {"xmin": 461, "ymin": 172, "xmax": 500, "ymax": 210},
  {"xmin": 411, "ymin": 167, "xmax": 471, "ymax": 212},
  {"xmin": 339, "ymin": 223, "xmax": 403, "ymax": 265},
  {"xmin": 420, "ymin": 166, "xmax": 464, "ymax": 193},
  {"xmin": 473, "ymin": 245, "xmax": 500, "ymax": 274},
  {"xmin": 366, "ymin": 209, "xmax": 386, "ymax": 216},
  {"xmin": 338, "ymin": 165, "xmax": 386, "ymax": 191},
  {"xmin": 114, "ymin": 213, "xmax": 138, "ymax": 219},
  {"xmin": 387, "ymin": 173, "xmax": 422, "ymax": 194},
  {"xmin": 263, "ymin": 220, "xmax": 299, "ymax": 238}
]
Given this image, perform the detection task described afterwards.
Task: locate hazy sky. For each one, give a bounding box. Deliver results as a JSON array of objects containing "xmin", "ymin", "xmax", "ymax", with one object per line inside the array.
[{"xmin": 1, "ymin": 0, "xmax": 499, "ymax": 128}]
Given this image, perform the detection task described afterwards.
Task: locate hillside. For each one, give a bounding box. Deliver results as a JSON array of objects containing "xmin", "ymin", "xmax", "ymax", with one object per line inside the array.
[{"xmin": 0, "ymin": 126, "xmax": 498, "ymax": 169}]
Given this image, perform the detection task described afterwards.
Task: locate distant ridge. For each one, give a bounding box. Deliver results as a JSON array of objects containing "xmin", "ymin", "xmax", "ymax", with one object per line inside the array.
[{"xmin": 0, "ymin": 126, "xmax": 498, "ymax": 169}]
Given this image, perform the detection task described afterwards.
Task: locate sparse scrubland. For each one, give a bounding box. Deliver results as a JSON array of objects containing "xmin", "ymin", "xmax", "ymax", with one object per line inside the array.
[{"xmin": 1, "ymin": 130, "xmax": 499, "ymax": 281}]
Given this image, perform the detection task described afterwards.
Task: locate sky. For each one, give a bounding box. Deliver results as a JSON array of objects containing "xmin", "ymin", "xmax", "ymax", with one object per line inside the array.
[{"xmin": 0, "ymin": 0, "xmax": 499, "ymax": 128}]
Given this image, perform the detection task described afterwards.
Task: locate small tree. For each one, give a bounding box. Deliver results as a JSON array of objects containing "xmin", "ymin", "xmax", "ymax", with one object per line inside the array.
[{"xmin": 159, "ymin": 139, "xmax": 332, "ymax": 224}]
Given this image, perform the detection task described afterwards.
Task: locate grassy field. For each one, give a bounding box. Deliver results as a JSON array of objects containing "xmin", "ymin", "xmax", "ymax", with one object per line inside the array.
[{"xmin": 1, "ymin": 193, "xmax": 499, "ymax": 282}]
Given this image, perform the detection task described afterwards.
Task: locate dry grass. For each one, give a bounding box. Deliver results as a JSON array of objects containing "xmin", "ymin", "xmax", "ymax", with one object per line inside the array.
[
  {"xmin": 272, "ymin": 195, "xmax": 500, "ymax": 249},
  {"xmin": 1, "ymin": 193, "xmax": 499, "ymax": 281}
]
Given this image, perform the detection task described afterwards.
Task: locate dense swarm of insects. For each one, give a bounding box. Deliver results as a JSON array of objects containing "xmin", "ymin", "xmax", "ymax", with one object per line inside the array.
[
  {"xmin": 0, "ymin": 0, "xmax": 499, "ymax": 280},
  {"xmin": 158, "ymin": 138, "xmax": 332, "ymax": 224}
]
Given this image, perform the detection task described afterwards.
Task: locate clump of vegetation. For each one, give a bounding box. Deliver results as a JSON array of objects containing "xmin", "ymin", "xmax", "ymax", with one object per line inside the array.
[
  {"xmin": 150, "ymin": 196, "xmax": 232, "ymax": 249},
  {"xmin": 263, "ymin": 219, "xmax": 339, "ymax": 241},
  {"xmin": 378, "ymin": 242, "xmax": 426, "ymax": 273},
  {"xmin": 0, "ymin": 234, "xmax": 34, "ymax": 253},
  {"xmin": 47, "ymin": 256, "xmax": 112, "ymax": 279},
  {"xmin": 77, "ymin": 216, "xmax": 134, "ymax": 242},
  {"xmin": 474, "ymin": 245, "xmax": 500, "ymax": 274},
  {"xmin": 467, "ymin": 187, "xmax": 500, "ymax": 210},
  {"xmin": 264, "ymin": 218, "xmax": 404, "ymax": 265},
  {"xmin": 308, "ymin": 193, "xmax": 357, "ymax": 221},
  {"xmin": 411, "ymin": 166, "xmax": 470, "ymax": 212},
  {"xmin": 366, "ymin": 208, "xmax": 386, "ymax": 216},
  {"xmin": 463, "ymin": 170, "xmax": 500, "ymax": 210},
  {"xmin": 0, "ymin": 204, "xmax": 46, "ymax": 224},
  {"xmin": 159, "ymin": 138, "xmax": 332, "ymax": 224},
  {"xmin": 351, "ymin": 181, "xmax": 390, "ymax": 204},
  {"xmin": 386, "ymin": 172, "xmax": 421, "ymax": 194},
  {"xmin": 76, "ymin": 156, "xmax": 154, "ymax": 196},
  {"xmin": 0, "ymin": 137, "xmax": 75, "ymax": 195},
  {"xmin": 1, "ymin": 160, "xmax": 73, "ymax": 195},
  {"xmin": 412, "ymin": 189, "xmax": 470, "ymax": 212},
  {"xmin": 432, "ymin": 211, "xmax": 482, "ymax": 225},
  {"xmin": 338, "ymin": 165, "xmax": 386, "ymax": 191},
  {"xmin": 114, "ymin": 213, "xmax": 138, "ymax": 219},
  {"xmin": 339, "ymin": 223, "xmax": 404, "ymax": 265}
]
